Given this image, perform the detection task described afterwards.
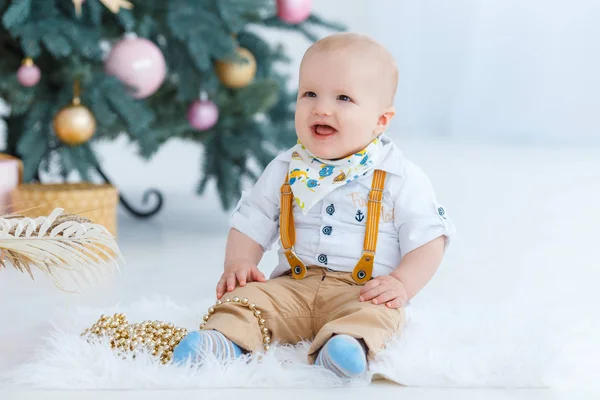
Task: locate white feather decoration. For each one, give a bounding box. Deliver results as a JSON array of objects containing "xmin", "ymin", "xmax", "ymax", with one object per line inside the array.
[{"xmin": 0, "ymin": 207, "xmax": 122, "ymax": 291}]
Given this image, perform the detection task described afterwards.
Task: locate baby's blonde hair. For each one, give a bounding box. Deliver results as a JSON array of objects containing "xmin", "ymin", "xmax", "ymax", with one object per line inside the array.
[{"xmin": 301, "ymin": 32, "xmax": 398, "ymax": 106}]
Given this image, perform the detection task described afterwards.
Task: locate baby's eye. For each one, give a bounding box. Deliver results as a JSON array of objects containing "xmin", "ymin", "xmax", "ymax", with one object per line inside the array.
[
  {"xmin": 304, "ymin": 91, "xmax": 317, "ymax": 98},
  {"xmin": 337, "ymin": 94, "xmax": 352, "ymax": 102}
]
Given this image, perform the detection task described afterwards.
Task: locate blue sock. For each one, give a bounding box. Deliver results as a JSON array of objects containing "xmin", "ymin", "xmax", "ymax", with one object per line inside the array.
[
  {"xmin": 173, "ymin": 330, "xmax": 243, "ymax": 364},
  {"xmin": 315, "ymin": 334, "xmax": 367, "ymax": 378}
]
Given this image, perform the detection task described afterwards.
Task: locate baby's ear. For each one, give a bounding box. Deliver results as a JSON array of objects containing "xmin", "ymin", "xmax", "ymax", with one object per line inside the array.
[{"xmin": 374, "ymin": 107, "xmax": 396, "ymax": 134}]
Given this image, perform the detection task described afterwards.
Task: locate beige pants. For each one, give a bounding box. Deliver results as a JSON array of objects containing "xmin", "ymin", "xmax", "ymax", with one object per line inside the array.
[{"xmin": 203, "ymin": 267, "xmax": 405, "ymax": 363}]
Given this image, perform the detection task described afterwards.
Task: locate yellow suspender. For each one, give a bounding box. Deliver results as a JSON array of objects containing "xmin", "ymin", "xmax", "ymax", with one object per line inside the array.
[
  {"xmin": 352, "ymin": 170, "xmax": 386, "ymax": 283},
  {"xmin": 280, "ymin": 175, "xmax": 307, "ymax": 279},
  {"xmin": 280, "ymin": 170, "xmax": 386, "ymax": 283}
]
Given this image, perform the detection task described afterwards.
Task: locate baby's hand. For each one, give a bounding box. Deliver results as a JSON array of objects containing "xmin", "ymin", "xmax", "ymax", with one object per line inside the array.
[
  {"xmin": 216, "ymin": 261, "xmax": 266, "ymax": 300},
  {"xmin": 358, "ymin": 275, "xmax": 408, "ymax": 309}
]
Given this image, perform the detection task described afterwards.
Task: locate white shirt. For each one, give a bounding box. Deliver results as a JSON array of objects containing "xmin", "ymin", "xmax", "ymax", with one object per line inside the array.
[{"xmin": 230, "ymin": 135, "xmax": 456, "ymax": 279}]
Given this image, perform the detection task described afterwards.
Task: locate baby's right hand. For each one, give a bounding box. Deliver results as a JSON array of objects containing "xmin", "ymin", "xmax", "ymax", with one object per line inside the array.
[{"xmin": 216, "ymin": 261, "xmax": 267, "ymax": 300}]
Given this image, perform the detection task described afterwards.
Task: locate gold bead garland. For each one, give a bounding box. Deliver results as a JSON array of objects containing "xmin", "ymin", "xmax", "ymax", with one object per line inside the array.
[
  {"xmin": 200, "ymin": 296, "xmax": 271, "ymax": 351},
  {"xmin": 82, "ymin": 313, "xmax": 188, "ymax": 364},
  {"xmin": 81, "ymin": 296, "xmax": 271, "ymax": 364}
]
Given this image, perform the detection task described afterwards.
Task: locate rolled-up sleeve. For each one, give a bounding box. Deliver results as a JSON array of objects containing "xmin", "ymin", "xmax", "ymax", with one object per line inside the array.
[
  {"xmin": 229, "ymin": 158, "xmax": 286, "ymax": 251},
  {"xmin": 393, "ymin": 163, "xmax": 456, "ymax": 258}
]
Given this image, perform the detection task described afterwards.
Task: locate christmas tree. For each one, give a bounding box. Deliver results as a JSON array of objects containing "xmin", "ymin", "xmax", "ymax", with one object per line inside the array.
[{"xmin": 0, "ymin": 0, "xmax": 342, "ymax": 215}]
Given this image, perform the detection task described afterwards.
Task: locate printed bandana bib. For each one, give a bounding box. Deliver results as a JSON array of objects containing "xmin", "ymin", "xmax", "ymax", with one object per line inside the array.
[{"xmin": 288, "ymin": 136, "xmax": 384, "ymax": 214}]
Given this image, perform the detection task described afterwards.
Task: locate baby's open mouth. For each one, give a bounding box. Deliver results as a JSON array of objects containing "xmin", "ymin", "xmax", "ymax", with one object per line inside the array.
[{"xmin": 311, "ymin": 124, "xmax": 337, "ymax": 136}]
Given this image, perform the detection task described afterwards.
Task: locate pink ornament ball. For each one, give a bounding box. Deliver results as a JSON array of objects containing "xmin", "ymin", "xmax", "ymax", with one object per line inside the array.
[
  {"xmin": 187, "ymin": 100, "xmax": 219, "ymax": 131},
  {"xmin": 17, "ymin": 60, "xmax": 41, "ymax": 87},
  {"xmin": 277, "ymin": 0, "xmax": 312, "ymax": 24},
  {"xmin": 105, "ymin": 36, "xmax": 166, "ymax": 99}
]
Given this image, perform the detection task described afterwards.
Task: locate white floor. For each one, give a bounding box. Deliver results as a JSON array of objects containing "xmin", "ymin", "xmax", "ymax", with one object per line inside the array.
[
  {"xmin": 0, "ymin": 386, "xmax": 579, "ymax": 400},
  {"xmin": 2, "ymin": 137, "xmax": 599, "ymax": 399},
  {"xmin": 0, "ymin": 386, "xmax": 585, "ymax": 400}
]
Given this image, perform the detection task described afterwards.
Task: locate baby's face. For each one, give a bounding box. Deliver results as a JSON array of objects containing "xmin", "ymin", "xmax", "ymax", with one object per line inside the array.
[{"xmin": 295, "ymin": 49, "xmax": 392, "ymax": 160}]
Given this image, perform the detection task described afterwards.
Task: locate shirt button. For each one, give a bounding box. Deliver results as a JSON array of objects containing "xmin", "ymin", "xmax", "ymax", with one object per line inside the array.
[
  {"xmin": 322, "ymin": 226, "xmax": 333, "ymax": 235},
  {"xmin": 326, "ymin": 204, "xmax": 335, "ymax": 215},
  {"xmin": 318, "ymin": 254, "xmax": 328, "ymax": 265},
  {"xmin": 437, "ymin": 206, "xmax": 447, "ymax": 219}
]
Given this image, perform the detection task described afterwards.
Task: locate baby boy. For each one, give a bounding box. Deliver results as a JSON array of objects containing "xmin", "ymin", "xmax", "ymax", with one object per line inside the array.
[{"xmin": 173, "ymin": 32, "xmax": 455, "ymax": 378}]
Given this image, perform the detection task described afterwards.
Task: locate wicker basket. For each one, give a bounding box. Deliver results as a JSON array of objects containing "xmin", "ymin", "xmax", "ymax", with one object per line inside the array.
[{"xmin": 11, "ymin": 183, "xmax": 118, "ymax": 236}]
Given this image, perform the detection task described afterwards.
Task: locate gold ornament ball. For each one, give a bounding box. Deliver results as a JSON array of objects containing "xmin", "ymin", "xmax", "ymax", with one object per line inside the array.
[
  {"xmin": 215, "ymin": 47, "xmax": 257, "ymax": 88},
  {"xmin": 53, "ymin": 103, "xmax": 96, "ymax": 145}
]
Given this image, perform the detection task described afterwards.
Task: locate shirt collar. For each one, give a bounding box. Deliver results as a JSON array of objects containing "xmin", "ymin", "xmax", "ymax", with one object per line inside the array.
[{"xmin": 275, "ymin": 134, "xmax": 405, "ymax": 177}]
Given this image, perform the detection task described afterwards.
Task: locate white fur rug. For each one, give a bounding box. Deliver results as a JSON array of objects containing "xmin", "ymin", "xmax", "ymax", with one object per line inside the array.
[{"xmin": 4, "ymin": 295, "xmax": 597, "ymax": 390}]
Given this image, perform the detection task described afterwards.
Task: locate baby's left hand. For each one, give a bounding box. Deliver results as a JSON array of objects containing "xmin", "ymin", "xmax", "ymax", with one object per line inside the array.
[{"xmin": 359, "ymin": 275, "xmax": 408, "ymax": 309}]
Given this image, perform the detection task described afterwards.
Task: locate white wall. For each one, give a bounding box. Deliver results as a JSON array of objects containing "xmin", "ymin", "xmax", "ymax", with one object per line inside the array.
[{"xmin": 378, "ymin": 0, "xmax": 600, "ymax": 144}]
